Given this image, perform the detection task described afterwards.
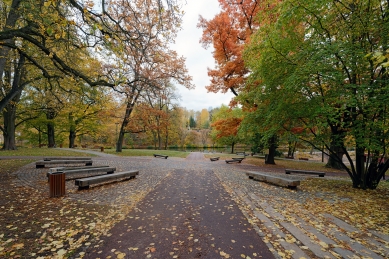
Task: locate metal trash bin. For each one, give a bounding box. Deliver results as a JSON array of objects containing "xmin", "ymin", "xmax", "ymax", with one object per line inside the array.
[{"xmin": 49, "ymin": 172, "xmax": 65, "ymax": 197}]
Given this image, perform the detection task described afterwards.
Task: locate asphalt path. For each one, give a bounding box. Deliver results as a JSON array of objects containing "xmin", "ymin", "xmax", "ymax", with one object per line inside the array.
[{"xmin": 83, "ymin": 153, "xmax": 275, "ymax": 258}]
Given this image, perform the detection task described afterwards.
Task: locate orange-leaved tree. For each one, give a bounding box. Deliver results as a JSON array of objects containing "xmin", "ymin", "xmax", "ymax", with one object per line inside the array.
[
  {"xmin": 198, "ymin": 0, "xmax": 267, "ymax": 97},
  {"xmin": 211, "ymin": 105, "xmax": 243, "ymax": 153}
]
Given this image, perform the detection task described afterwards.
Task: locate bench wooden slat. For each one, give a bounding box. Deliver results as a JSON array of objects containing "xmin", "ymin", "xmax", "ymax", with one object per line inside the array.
[
  {"xmin": 246, "ymin": 171, "xmax": 300, "ymax": 188},
  {"xmin": 47, "ymin": 166, "xmax": 116, "ymax": 178},
  {"xmin": 44, "ymin": 157, "xmax": 92, "ymax": 161},
  {"xmin": 36, "ymin": 160, "xmax": 93, "ymax": 168},
  {"xmin": 75, "ymin": 170, "xmax": 139, "ymax": 189},
  {"xmin": 48, "ymin": 165, "xmax": 109, "ymax": 173},
  {"xmin": 285, "ymin": 169, "xmax": 325, "ymax": 177}
]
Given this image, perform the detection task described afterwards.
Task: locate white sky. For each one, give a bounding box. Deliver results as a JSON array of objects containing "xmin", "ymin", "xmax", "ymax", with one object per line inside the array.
[{"xmin": 173, "ymin": 0, "xmax": 235, "ymax": 111}]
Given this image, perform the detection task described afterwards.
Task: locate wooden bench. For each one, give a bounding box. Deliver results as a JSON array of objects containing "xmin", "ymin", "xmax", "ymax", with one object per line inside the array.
[
  {"xmin": 210, "ymin": 157, "xmax": 219, "ymax": 161},
  {"xmin": 44, "ymin": 157, "xmax": 92, "ymax": 161},
  {"xmin": 236, "ymin": 152, "xmax": 249, "ymax": 156},
  {"xmin": 285, "ymin": 169, "xmax": 325, "ymax": 177},
  {"xmin": 75, "ymin": 170, "xmax": 139, "ymax": 189},
  {"xmin": 298, "ymin": 157, "xmax": 309, "ymax": 161},
  {"xmin": 225, "ymin": 157, "xmax": 245, "ymax": 164},
  {"xmin": 36, "ymin": 159, "xmax": 93, "ymax": 168},
  {"xmin": 153, "ymin": 154, "xmax": 168, "ymax": 159},
  {"xmin": 47, "ymin": 166, "xmax": 116, "ymax": 180},
  {"xmin": 246, "ymin": 171, "xmax": 300, "ymax": 189}
]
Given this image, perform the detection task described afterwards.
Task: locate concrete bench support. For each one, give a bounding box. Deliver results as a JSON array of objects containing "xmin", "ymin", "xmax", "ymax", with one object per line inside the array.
[
  {"xmin": 75, "ymin": 170, "xmax": 139, "ymax": 189},
  {"xmin": 246, "ymin": 171, "xmax": 300, "ymax": 189},
  {"xmin": 285, "ymin": 169, "xmax": 325, "ymax": 177}
]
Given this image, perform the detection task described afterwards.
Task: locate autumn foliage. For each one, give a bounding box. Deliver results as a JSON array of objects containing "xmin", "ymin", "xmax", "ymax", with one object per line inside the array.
[
  {"xmin": 212, "ymin": 117, "xmax": 243, "ymax": 139},
  {"xmin": 198, "ymin": 0, "xmax": 279, "ymax": 97}
]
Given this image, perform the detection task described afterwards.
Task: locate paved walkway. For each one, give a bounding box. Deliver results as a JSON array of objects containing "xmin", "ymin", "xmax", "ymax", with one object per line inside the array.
[{"xmin": 10, "ymin": 151, "xmax": 389, "ymax": 258}]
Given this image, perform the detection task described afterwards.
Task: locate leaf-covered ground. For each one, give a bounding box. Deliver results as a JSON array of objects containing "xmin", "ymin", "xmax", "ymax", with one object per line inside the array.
[{"xmin": 0, "ymin": 153, "xmax": 388, "ymax": 258}]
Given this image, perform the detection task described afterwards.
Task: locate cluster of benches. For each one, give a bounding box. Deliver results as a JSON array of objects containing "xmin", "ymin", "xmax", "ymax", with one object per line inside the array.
[
  {"xmin": 47, "ymin": 165, "xmax": 139, "ymax": 191},
  {"xmin": 38, "ymin": 157, "xmax": 139, "ymax": 194}
]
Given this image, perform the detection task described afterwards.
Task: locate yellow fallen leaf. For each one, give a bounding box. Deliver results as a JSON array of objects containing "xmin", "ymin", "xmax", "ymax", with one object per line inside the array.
[
  {"xmin": 57, "ymin": 249, "xmax": 67, "ymax": 256},
  {"xmin": 117, "ymin": 253, "xmax": 126, "ymax": 259},
  {"xmin": 12, "ymin": 243, "xmax": 24, "ymax": 249},
  {"xmin": 319, "ymin": 241, "xmax": 329, "ymax": 248}
]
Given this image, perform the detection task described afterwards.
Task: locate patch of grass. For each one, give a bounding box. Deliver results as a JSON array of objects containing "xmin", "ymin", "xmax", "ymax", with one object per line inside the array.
[
  {"xmin": 0, "ymin": 159, "xmax": 34, "ymax": 174},
  {"xmin": 104, "ymin": 148, "xmax": 190, "ymax": 158},
  {"xmin": 0, "ymin": 148, "xmax": 94, "ymax": 157}
]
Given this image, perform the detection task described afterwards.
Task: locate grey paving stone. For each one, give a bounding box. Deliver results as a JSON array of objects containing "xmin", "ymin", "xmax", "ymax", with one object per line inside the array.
[
  {"xmin": 331, "ymin": 230, "xmax": 384, "ymax": 259},
  {"xmin": 280, "ymin": 221, "xmax": 335, "ymax": 258},
  {"xmin": 370, "ymin": 230, "xmax": 389, "ymax": 243},
  {"xmin": 322, "ymin": 213, "xmax": 359, "ymax": 233},
  {"xmin": 290, "ymin": 213, "xmax": 336, "ymax": 245},
  {"xmin": 254, "ymin": 211, "xmax": 310, "ymax": 259}
]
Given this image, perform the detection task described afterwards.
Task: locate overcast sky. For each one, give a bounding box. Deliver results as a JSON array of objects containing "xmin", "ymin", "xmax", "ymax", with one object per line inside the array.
[{"xmin": 173, "ymin": 0, "xmax": 235, "ymax": 111}]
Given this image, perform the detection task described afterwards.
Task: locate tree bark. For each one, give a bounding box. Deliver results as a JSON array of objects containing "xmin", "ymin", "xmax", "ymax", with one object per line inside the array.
[
  {"xmin": 68, "ymin": 113, "xmax": 76, "ymax": 148},
  {"xmin": 326, "ymin": 131, "xmax": 345, "ymax": 169},
  {"xmin": 46, "ymin": 108, "xmax": 56, "ymax": 148},
  {"xmin": 2, "ymin": 102, "xmax": 17, "ymax": 150},
  {"xmin": 265, "ymin": 135, "xmax": 277, "ymax": 164}
]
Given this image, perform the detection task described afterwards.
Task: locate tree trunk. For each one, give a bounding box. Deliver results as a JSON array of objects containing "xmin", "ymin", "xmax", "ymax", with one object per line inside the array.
[
  {"xmin": 68, "ymin": 113, "xmax": 76, "ymax": 148},
  {"xmin": 265, "ymin": 135, "xmax": 277, "ymax": 164},
  {"xmin": 46, "ymin": 108, "xmax": 56, "ymax": 148},
  {"xmin": 116, "ymin": 92, "xmax": 139, "ymax": 152},
  {"xmin": 69, "ymin": 130, "xmax": 76, "ymax": 148},
  {"xmin": 117, "ymin": 130, "xmax": 125, "ymax": 152},
  {"xmin": 326, "ymin": 143, "xmax": 345, "ymax": 169},
  {"xmin": 354, "ymin": 147, "xmax": 365, "ymax": 188},
  {"xmin": 231, "ymin": 141, "xmax": 235, "ymax": 154},
  {"xmin": 287, "ymin": 141, "xmax": 296, "ymax": 157},
  {"xmin": 164, "ymin": 126, "xmax": 168, "ymax": 150},
  {"xmin": 2, "ymin": 103, "xmax": 17, "ymax": 150}
]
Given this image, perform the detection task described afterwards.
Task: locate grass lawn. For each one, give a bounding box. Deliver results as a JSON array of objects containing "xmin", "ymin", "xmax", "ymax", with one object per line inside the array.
[
  {"xmin": 104, "ymin": 148, "xmax": 190, "ymax": 158},
  {"xmin": 0, "ymin": 147, "xmax": 95, "ymax": 157}
]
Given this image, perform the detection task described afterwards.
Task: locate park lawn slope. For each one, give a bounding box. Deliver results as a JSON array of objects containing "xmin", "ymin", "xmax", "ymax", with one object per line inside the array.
[{"xmin": 0, "ymin": 148, "xmax": 96, "ymax": 157}]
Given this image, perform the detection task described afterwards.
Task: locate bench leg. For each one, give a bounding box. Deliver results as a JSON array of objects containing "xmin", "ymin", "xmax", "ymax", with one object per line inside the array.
[
  {"xmin": 78, "ymin": 185, "xmax": 89, "ymax": 190},
  {"xmin": 36, "ymin": 165, "xmax": 45, "ymax": 168},
  {"xmin": 85, "ymin": 162, "xmax": 92, "ymax": 166}
]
